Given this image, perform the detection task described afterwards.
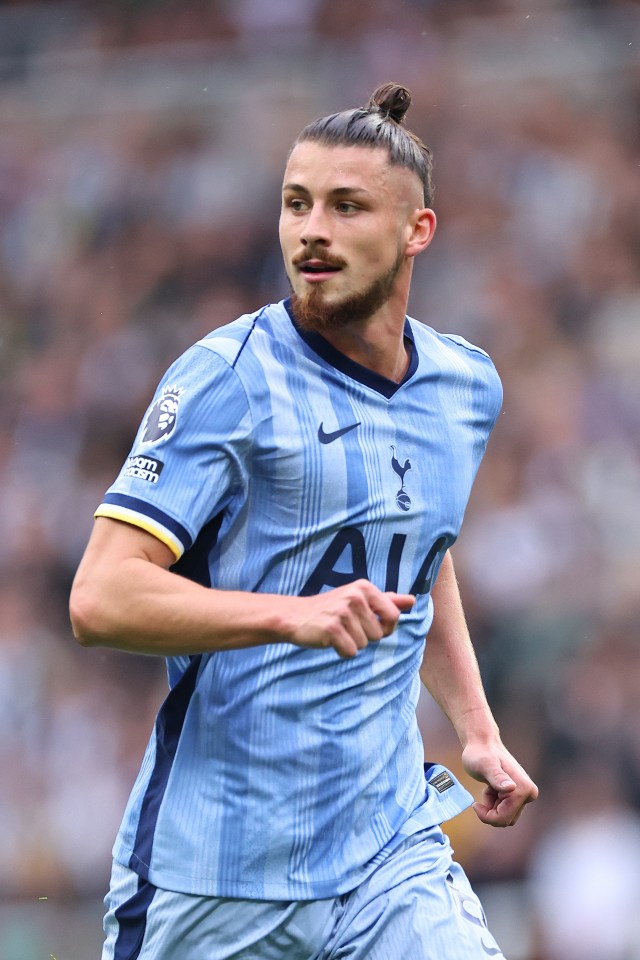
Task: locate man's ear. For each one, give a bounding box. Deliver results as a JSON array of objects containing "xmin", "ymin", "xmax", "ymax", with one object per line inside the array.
[{"xmin": 405, "ymin": 208, "xmax": 436, "ymax": 258}]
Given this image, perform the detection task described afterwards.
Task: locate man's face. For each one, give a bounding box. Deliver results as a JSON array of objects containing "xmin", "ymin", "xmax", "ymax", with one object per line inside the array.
[{"xmin": 279, "ymin": 142, "xmax": 423, "ymax": 332}]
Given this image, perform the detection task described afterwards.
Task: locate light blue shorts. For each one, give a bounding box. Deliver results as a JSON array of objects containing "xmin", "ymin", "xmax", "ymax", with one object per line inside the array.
[{"xmin": 102, "ymin": 826, "xmax": 505, "ymax": 960}]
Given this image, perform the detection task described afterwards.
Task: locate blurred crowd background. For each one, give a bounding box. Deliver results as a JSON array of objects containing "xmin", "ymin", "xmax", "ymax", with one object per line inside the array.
[{"xmin": 1, "ymin": 0, "xmax": 639, "ymax": 957}]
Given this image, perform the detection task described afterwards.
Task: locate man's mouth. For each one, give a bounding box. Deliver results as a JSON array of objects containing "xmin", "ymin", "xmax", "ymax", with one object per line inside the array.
[
  {"xmin": 293, "ymin": 257, "xmax": 344, "ymax": 279},
  {"xmin": 294, "ymin": 257, "xmax": 344, "ymax": 280}
]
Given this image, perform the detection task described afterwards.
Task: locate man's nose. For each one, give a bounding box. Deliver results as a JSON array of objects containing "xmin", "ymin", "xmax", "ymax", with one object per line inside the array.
[{"xmin": 300, "ymin": 205, "xmax": 331, "ymax": 247}]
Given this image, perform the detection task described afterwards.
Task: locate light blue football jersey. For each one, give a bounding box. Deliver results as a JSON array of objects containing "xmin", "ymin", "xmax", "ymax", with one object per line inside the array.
[{"xmin": 96, "ymin": 299, "xmax": 502, "ymax": 899}]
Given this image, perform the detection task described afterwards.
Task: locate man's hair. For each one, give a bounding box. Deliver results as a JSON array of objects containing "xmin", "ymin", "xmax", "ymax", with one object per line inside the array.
[{"xmin": 293, "ymin": 82, "xmax": 434, "ymax": 207}]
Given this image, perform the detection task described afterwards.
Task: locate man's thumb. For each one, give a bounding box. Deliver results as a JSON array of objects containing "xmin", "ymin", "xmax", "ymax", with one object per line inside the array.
[{"xmin": 489, "ymin": 771, "xmax": 516, "ymax": 792}]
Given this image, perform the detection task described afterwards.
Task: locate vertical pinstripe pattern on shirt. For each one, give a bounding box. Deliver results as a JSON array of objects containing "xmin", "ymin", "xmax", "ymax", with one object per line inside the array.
[{"xmin": 102, "ymin": 301, "xmax": 502, "ymax": 899}]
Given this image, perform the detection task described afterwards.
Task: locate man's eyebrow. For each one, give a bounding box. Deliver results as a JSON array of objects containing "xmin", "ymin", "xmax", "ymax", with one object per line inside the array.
[
  {"xmin": 330, "ymin": 186, "xmax": 372, "ymax": 198},
  {"xmin": 282, "ymin": 182, "xmax": 311, "ymax": 196},
  {"xmin": 282, "ymin": 183, "xmax": 373, "ymax": 198}
]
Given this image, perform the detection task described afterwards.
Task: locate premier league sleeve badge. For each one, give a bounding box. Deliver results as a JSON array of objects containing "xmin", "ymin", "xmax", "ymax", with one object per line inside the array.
[{"xmin": 141, "ymin": 385, "xmax": 184, "ymax": 445}]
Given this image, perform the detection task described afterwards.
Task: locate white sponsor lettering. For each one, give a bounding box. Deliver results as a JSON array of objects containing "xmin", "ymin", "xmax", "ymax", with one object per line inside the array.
[{"xmin": 124, "ymin": 455, "xmax": 164, "ymax": 483}]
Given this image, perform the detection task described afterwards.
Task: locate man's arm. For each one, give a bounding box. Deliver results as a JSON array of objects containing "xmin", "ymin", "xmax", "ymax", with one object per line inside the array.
[
  {"xmin": 419, "ymin": 550, "xmax": 538, "ymax": 827},
  {"xmin": 69, "ymin": 517, "xmax": 415, "ymax": 660}
]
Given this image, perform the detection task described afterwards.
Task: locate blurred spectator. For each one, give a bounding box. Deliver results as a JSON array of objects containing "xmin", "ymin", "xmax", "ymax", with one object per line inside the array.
[{"xmin": 528, "ymin": 755, "xmax": 640, "ymax": 960}]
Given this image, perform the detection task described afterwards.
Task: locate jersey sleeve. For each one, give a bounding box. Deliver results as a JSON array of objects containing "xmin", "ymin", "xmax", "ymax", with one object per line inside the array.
[{"xmin": 95, "ymin": 343, "xmax": 251, "ymax": 560}]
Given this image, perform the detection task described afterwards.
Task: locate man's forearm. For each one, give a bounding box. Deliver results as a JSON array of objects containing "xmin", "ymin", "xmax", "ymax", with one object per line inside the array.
[
  {"xmin": 71, "ymin": 552, "xmax": 291, "ymax": 656},
  {"xmin": 419, "ymin": 550, "xmax": 499, "ymax": 748},
  {"xmin": 69, "ymin": 518, "xmax": 412, "ymax": 658}
]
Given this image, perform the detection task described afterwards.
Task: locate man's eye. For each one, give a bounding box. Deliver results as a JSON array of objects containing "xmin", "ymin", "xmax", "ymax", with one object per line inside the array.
[
  {"xmin": 337, "ymin": 202, "xmax": 358, "ymax": 214},
  {"xmin": 288, "ymin": 199, "xmax": 307, "ymax": 212}
]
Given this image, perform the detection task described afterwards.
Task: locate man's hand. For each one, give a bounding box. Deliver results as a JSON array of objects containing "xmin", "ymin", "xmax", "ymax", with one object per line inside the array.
[
  {"xmin": 282, "ymin": 580, "xmax": 415, "ymax": 659},
  {"xmin": 462, "ymin": 742, "xmax": 539, "ymax": 827}
]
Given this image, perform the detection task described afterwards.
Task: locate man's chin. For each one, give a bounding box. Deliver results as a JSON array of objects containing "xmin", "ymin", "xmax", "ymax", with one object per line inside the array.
[
  {"xmin": 290, "ymin": 286, "xmax": 348, "ymax": 334},
  {"xmin": 291, "ymin": 289, "xmax": 387, "ymax": 336},
  {"xmin": 289, "ymin": 252, "xmax": 403, "ymax": 334}
]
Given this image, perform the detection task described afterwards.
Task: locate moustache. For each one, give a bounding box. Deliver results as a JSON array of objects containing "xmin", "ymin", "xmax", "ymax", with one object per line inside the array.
[{"xmin": 292, "ymin": 248, "xmax": 347, "ymax": 270}]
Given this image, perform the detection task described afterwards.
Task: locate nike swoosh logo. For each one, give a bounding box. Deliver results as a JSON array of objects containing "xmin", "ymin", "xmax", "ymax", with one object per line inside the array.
[{"xmin": 318, "ymin": 421, "xmax": 361, "ymax": 444}]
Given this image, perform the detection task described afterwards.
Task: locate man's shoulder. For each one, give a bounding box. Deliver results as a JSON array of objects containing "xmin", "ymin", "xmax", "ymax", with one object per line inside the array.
[
  {"xmin": 409, "ymin": 317, "xmax": 493, "ymax": 362},
  {"xmin": 409, "ymin": 318, "xmax": 499, "ymax": 378},
  {"xmin": 159, "ymin": 300, "xmax": 292, "ymax": 412},
  {"xmin": 196, "ymin": 300, "xmax": 290, "ymax": 366}
]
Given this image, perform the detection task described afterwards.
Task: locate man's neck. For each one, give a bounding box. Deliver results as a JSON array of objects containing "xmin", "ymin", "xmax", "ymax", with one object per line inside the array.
[{"xmin": 319, "ymin": 308, "xmax": 410, "ymax": 384}]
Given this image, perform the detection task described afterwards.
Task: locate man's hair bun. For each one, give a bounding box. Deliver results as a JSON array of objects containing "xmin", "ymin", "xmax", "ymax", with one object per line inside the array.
[
  {"xmin": 293, "ymin": 80, "xmax": 434, "ymax": 206},
  {"xmin": 368, "ymin": 83, "xmax": 412, "ymax": 124}
]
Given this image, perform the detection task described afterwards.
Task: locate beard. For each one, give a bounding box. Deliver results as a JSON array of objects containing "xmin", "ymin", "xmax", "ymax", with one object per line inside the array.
[{"xmin": 289, "ymin": 251, "xmax": 404, "ymax": 335}]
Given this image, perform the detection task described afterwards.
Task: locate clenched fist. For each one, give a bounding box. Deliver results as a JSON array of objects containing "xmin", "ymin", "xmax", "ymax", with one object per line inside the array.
[{"xmin": 279, "ymin": 579, "xmax": 416, "ymax": 659}]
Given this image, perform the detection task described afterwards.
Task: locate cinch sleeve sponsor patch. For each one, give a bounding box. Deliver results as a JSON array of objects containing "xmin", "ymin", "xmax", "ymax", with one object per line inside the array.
[{"xmin": 123, "ymin": 455, "xmax": 164, "ymax": 483}]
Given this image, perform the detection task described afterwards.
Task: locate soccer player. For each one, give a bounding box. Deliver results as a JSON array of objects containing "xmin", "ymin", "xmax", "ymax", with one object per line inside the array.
[{"xmin": 70, "ymin": 82, "xmax": 538, "ymax": 960}]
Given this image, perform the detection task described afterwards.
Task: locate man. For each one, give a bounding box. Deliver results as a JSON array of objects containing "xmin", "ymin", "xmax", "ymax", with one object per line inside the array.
[{"xmin": 70, "ymin": 83, "xmax": 537, "ymax": 960}]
